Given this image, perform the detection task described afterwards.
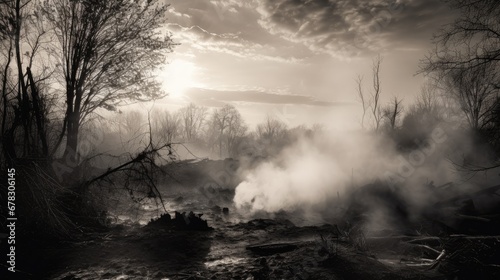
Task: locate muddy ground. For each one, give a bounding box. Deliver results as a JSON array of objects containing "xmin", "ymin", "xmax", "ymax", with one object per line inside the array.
[
  {"xmin": 8, "ymin": 159, "xmax": 500, "ymax": 279},
  {"xmin": 16, "ymin": 215, "xmax": 458, "ymax": 280}
]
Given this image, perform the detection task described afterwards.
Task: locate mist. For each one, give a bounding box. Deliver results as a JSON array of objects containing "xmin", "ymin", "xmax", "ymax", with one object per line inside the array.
[{"xmin": 233, "ymin": 121, "xmax": 497, "ymax": 230}]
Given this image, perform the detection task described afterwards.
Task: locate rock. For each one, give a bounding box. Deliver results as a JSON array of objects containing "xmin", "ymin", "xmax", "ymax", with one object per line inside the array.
[
  {"xmin": 223, "ymin": 207, "xmax": 229, "ymax": 214},
  {"xmin": 247, "ymin": 242, "xmax": 299, "ymax": 256}
]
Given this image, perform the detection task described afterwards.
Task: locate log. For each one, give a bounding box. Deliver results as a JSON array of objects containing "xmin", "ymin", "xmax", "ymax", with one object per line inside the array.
[{"xmin": 246, "ymin": 242, "xmax": 300, "ymax": 255}]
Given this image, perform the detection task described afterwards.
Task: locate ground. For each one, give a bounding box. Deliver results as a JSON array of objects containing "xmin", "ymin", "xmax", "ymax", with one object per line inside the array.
[{"xmin": 7, "ymin": 159, "xmax": 500, "ymax": 279}]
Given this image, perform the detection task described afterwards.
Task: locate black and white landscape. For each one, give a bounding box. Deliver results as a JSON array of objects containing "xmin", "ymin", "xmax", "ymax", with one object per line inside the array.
[{"xmin": 1, "ymin": 0, "xmax": 500, "ymax": 279}]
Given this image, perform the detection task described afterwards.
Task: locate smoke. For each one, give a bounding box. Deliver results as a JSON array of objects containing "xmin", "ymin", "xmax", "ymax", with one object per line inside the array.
[
  {"xmin": 232, "ymin": 124, "xmax": 492, "ymax": 229},
  {"xmin": 235, "ymin": 138, "xmax": 345, "ymax": 213},
  {"xmin": 234, "ymin": 130, "xmax": 400, "ymax": 211}
]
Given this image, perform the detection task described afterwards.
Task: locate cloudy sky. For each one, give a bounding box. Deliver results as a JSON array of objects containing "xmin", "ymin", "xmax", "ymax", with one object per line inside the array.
[{"xmin": 154, "ymin": 0, "xmax": 457, "ymax": 129}]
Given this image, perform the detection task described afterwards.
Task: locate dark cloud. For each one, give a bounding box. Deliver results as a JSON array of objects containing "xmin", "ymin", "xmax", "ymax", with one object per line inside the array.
[
  {"xmin": 166, "ymin": 0, "xmax": 456, "ymax": 59},
  {"xmin": 166, "ymin": 0, "xmax": 454, "ymax": 60},
  {"xmin": 166, "ymin": 0, "xmax": 305, "ymax": 62},
  {"xmin": 256, "ymin": 0, "xmax": 456, "ymax": 57},
  {"xmin": 184, "ymin": 87, "xmax": 354, "ymax": 107},
  {"xmin": 159, "ymin": 0, "xmax": 452, "ymax": 118}
]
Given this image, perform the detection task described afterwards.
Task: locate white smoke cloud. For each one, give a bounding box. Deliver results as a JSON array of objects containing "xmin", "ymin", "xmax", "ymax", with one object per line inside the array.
[
  {"xmin": 233, "ymin": 126, "xmax": 466, "ymax": 226},
  {"xmin": 235, "ymin": 131, "xmax": 399, "ymax": 212}
]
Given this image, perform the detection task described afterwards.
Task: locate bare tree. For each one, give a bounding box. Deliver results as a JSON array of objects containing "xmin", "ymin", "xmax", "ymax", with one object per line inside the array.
[
  {"xmin": 153, "ymin": 110, "xmax": 180, "ymax": 145},
  {"xmin": 209, "ymin": 104, "xmax": 247, "ymax": 158},
  {"xmin": 178, "ymin": 103, "xmax": 207, "ymax": 142},
  {"xmin": 256, "ymin": 115, "xmax": 288, "ymax": 145},
  {"xmin": 443, "ymin": 64, "xmax": 499, "ymax": 130},
  {"xmin": 41, "ymin": 0, "xmax": 175, "ymax": 161},
  {"xmin": 0, "ymin": 0, "xmax": 51, "ymax": 163},
  {"xmin": 420, "ymin": 0, "xmax": 500, "ymax": 169},
  {"xmin": 417, "ymin": 83, "xmax": 436, "ymax": 112},
  {"xmin": 382, "ymin": 97, "xmax": 403, "ymax": 131},
  {"xmin": 355, "ymin": 75, "xmax": 367, "ymax": 129},
  {"xmin": 120, "ymin": 110, "xmax": 144, "ymax": 136},
  {"xmin": 402, "ymin": 82, "xmax": 446, "ymax": 131},
  {"xmin": 371, "ymin": 55, "xmax": 383, "ymax": 131},
  {"xmin": 421, "ymin": 0, "xmax": 500, "ymax": 85}
]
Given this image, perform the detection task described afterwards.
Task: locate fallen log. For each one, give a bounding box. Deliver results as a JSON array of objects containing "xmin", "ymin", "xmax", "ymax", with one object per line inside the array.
[{"xmin": 246, "ymin": 242, "xmax": 300, "ymax": 255}]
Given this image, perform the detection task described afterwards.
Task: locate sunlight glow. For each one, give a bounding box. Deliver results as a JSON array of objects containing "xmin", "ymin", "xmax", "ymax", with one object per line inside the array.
[{"xmin": 160, "ymin": 59, "xmax": 197, "ymax": 98}]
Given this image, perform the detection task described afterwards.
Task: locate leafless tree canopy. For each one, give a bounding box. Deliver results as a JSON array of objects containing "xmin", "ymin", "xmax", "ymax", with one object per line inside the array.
[
  {"xmin": 256, "ymin": 115, "xmax": 288, "ymax": 145},
  {"xmin": 179, "ymin": 103, "xmax": 208, "ymax": 142},
  {"xmin": 207, "ymin": 104, "xmax": 247, "ymax": 158},
  {"xmin": 422, "ymin": 0, "xmax": 500, "ymax": 84},
  {"xmin": 420, "ymin": 0, "xmax": 500, "ymax": 159},
  {"xmin": 443, "ymin": 64, "xmax": 499, "ymax": 130},
  {"xmin": 382, "ymin": 97, "xmax": 403, "ymax": 131},
  {"xmin": 354, "ymin": 55, "xmax": 385, "ymax": 132},
  {"xmin": 41, "ymin": 0, "xmax": 175, "ymax": 159}
]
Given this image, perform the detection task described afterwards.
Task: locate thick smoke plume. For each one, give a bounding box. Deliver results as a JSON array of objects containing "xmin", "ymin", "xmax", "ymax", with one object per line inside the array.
[{"xmin": 233, "ymin": 124, "xmax": 493, "ymax": 229}]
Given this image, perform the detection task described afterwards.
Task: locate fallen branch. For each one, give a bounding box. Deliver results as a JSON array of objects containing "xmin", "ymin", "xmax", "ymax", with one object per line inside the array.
[
  {"xmin": 414, "ymin": 244, "xmax": 442, "ymax": 255},
  {"xmin": 409, "ymin": 235, "xmax": 500, "ymax": 242},
  {"xmin": 429, "ymin": 249, "xmax": 446, "ymax": 270}
]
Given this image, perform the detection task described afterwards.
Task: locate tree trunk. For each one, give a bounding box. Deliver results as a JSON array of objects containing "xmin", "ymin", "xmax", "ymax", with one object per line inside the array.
[
  {"xmin": 14, "ymin": 0, "xmax": 31, "ymax": 156},
  {"xmin": 64, "ymin": 110, "xmax": 79, "ymax": 161},
  {"xmin": 27, "ymin": 67, "xmax": 49, "ymax": 156}
]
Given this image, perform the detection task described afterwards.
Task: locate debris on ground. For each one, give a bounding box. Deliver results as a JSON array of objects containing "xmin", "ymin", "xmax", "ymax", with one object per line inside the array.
[{"xmin": 146, "ymin": 211, "xmax": 212, "ymax": 231}]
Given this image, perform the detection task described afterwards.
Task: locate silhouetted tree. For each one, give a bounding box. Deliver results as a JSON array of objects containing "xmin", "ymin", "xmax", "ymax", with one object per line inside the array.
[
  {"xmin": 415, "ymin": 82, "xmax": 441, "ymax": 114},
  {"xmin": 355, "ymin": 75, "xmax": 367, "ymax": 129},
  {"xmin": 442, "ymin": 64, "xmax": 499, "ymax": 130},
  {"xmin": 0, "ymin": 0, "xmax": 51, "ymax": 163},
  {"xmin": 371, "ymin": 55, "xmax": 383, "ymax": 131},
  {"xmin": 402, "ymin": 83, "xmax": 445, "ymax": 131},
  {"xmin": 208, "ymin": 104, "xmax": 247, "ymax": 158},
  {"xmin": 421, "ymin": 0, "xmax": 500, "ymax": 134},
  {"xmin": 354, "ymin": 55, "xmax": 384, "ymax": 131},
  {"xmin": 153, "ymin": 110, "xmax": 180, "ymax": 145},
  {"xmin": 41, "ymin": 0, "xmax": 175, "ymax": 162},
  {"xmin": 256, "ymin": 115, "xmax": 288, "ymax": 145},
  {"xmin": 178, "ymin": 103, "xmax": 207, "ymax": 142},
  {"xmin": 382, "ymin": 97, "xmax": 403, "ymax": 131},
  {"xmin": 422, "ymin": 0, "xmax": 500, "ymax": 87}
]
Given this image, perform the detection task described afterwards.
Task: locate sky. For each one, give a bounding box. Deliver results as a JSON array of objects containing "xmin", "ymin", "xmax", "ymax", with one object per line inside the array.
[{"xmin": 151, "ymin": 0, "xmax": 458, "ymax": 129}]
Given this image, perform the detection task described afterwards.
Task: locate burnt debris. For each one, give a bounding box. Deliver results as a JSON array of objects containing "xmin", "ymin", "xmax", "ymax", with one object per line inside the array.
[{"xmin": 146, "ymin": 211, "xmax": 212, "ymax": 231}]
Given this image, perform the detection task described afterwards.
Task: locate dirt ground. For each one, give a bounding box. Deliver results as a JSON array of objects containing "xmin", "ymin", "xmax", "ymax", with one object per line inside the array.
[
  {"xmin": 16, "ymin": 216, "xmax": 452, "ymax": 280},
  {"xmin": 9, "ymin": 159, "xmax": 500, "ymax": 279}
]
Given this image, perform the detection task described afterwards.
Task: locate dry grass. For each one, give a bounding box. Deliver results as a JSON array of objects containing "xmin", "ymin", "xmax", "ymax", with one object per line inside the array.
[{"xmin": 17, "ymin": 160, "xmax": 76, "ymax": 238}]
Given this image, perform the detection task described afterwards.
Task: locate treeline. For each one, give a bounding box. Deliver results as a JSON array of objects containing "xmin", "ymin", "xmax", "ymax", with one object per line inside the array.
[
  {"xmin": 104, "ymin": 103, "xmax": 322, "ymax": 160},
  {"xmin": 353, "ymin": 0, "xmax": 500, "ymax": 169},
  {"xmin": 353, "ymin": 54, "xmax": 499, "ymax": 171}
]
